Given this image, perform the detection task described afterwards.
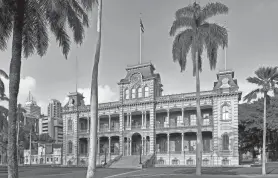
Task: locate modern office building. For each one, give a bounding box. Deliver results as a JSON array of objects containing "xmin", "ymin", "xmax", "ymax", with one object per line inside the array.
[
  {"xmin": 62, "ymin": 62, "xmax": 241, "ymax": 167},
  {"xmin": 48, "ymin": 99, "xmax": 62, "ymax": 118},
  {"xmin": 24, "ymin": 92, "xmax": 41, "ymax": 118},
  {"xmin": 39, "ymin": 116, "xmax": 63, "ymax": 143}
]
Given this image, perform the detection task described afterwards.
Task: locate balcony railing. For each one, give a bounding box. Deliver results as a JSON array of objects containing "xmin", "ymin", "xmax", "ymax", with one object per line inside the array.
[
  {"xmin": 99, "ymin": 127, "xmax": 120, "ymax": 133},
  {"xmin": 156, "ymin": 117, "xmax": 213, "ymax": 129},
  {"xmin": 156, "ymin": 91, "xmax": 213, "ymax": 102},
  {"xmin": 110, "ymin": 127, "xmax": 120, "ymax": 132},
  {"xmin": 79, "ymin": 129, "xmax": 89, "ymax": 133},
  {"xmin": 131, "ymin": 125, "xmax": 142, "ymax": 129},
  {"xmin": 99, "ymin": 127, "xmax": 109, "ymax": 132},
  {"xmin": 156, "ymin": 150, "xmax": 212, "ymax": 154}
]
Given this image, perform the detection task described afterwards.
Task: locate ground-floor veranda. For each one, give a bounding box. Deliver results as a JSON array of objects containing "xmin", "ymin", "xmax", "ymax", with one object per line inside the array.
[{"xmin": 66, "ymin": 130, "xmax": 238, "ymax": 166}]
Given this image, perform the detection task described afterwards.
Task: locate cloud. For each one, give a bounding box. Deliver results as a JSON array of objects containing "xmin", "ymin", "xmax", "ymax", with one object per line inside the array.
[
  {"xmin": 0, "ymin": 76, "xmax": 47, "ymax": 113},
  {"xmin": 1, "ymin": 76, "xmax": 37, "ymax": 103},
  {"xmin": 63, "ymin": 85, "xmax": 118, "ymax": 106}
]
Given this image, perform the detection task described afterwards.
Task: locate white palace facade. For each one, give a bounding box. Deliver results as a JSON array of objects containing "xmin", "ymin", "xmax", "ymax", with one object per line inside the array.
[{"xmin": 62, "ymin": 62, "xmax": 241, "ymax": 167}]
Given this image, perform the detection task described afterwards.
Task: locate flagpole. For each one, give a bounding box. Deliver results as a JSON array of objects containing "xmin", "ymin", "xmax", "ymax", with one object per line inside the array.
[
  {"xmin": 224, "ymin": 47, "xmax": 227, "ymax": 70},
  {"xmin": 139, "ymin": 13, "xmax": 142, "ymax": 64},
  {"xmin": 76, "ymin": 46, "xmax": 78, "ymax": 93}
]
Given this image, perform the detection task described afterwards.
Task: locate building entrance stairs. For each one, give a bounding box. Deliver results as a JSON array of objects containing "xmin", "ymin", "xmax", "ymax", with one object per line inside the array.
[{"xmin": 109, "ymin": 155, "xmax": 148, "ymax": 169}]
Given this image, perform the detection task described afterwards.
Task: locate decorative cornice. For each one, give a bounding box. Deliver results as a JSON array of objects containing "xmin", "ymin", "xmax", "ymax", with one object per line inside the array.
[{"xmin": 62, "ymin": 90, "xmax": 242, "ymax": 114}]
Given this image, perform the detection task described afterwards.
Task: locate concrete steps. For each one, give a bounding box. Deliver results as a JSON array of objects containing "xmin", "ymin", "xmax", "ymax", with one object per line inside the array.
[{"xmin": 110, "ymin": 155, "xmax": 148, "ymax": 169}]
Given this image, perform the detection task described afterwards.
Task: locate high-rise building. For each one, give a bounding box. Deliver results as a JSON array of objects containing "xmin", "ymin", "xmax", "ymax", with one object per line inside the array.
[
  {"xmin": 24, "ymin": 91, "xmax": 41, "ymax": 118},
  {"xmin": 23, "ymin": 92, "xmax": 41, "ymax": 133},
  {"xmin": 39, "ymin": 116, "xmax": 63, "ymax": 143},
  {"xmin": 47, "ymin": 99, "xmax": 62, "ymax": 118},
  {"xmin": 62, "ymin": 62, "xmax": 241, "ymax": 167}
]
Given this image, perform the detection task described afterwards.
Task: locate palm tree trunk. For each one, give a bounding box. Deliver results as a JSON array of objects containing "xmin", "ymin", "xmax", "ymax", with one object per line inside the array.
[
  {"xmin": 8, "ymin": 1, "xmax": 25, "ymax": 178},
  {"xmin": 195, "ymin": 51, "xmax": 202, "ymax": 175},
  {"xmin": 86, "ymin": 0, "xmax": 102, "ymax": 178},
  {"xmin": 262, "ymin": 92, "xmax": 267, "ymax": 175}
]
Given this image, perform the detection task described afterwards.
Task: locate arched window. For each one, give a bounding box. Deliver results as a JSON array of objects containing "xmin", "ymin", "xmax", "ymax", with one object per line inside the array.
[
  {"xmin": 144, "ymin": 86, "xmax": 149, "ymax": 97},
  {"xmin": 68, "ymin": 141, "xmax": 73, "ymax": 154},
  {"xmin": 68, "ymin": 119, "xmax": 72, "ymax": 131},
  {"xmin": 125, "ymin": 89, "xmax": 129, "ymax": 99},
  {"xmin": 222, "ymin": 134, "xmax": 229, "ymax": 150},
  {"xmin": 222, "ymin": 105, "xmax": 230, "ymax": 120},
  {"xmin": 138, "ymin": 87, "xmax": 142, "ymax": 98},
  {"xmin": 131, "ymin": 88, "xmax": 136, "ymax": 99}
]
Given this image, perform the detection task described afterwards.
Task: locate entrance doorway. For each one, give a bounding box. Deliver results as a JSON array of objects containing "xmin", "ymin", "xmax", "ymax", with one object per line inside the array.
[{"xmin": 132, "ymin": 133, "xmax": 142, "ymax": 155}]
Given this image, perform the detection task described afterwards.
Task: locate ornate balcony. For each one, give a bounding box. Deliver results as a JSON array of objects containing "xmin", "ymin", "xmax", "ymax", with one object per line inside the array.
[{"xmin": 156, "ymin": 116, "xmax": 213, "ymax": 130}]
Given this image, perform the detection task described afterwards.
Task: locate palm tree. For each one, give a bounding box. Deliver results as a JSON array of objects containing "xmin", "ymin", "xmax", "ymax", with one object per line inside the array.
[
  {"xmin": 87, "ymin": 0, "xmax": 102, "ymax": 178},
  {"xmin": 0, "ymin": 1, "xmax": 93, "ymax": 177},
  {"xmin": 16, "ymin": 104, "xmax": 26, "ymax": 164},
  {"xmin": 0, "ymin": 69, "xmax": 8, "ymax": 100},
  {"xmin": 169, "ymin": 2, "xmax": 228, "ymax": 175},
  {"xmin": 243, "ymin": 67, "xmax": 278, "ymax": 175}
]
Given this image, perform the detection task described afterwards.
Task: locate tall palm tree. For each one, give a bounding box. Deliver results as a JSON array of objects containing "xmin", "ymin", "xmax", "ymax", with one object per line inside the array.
[
  {"xmin": 243, "ymin": 67, "xmax": 278, "ymax": 175},
  {"xmin": 0, "ymin": 1, "xmax": 93, "ymax": 177},
  {"xmin": 169, "ymin": 2, "xmax": 228, "ymax": 175},
  {"xmin": 87, "ymin": 0, "xmax": 102, "ymax": 178}
]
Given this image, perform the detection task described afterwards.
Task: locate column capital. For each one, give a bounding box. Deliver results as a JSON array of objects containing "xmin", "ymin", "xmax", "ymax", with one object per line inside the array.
[
  {"xmin": 108, "ymin": 114, "xmax": 111, "ymax": 118},
  {"xmin": 108, "ymin": 136, "xmax": 111, "ymax": 140},
  {"xmin": 181, "ymin": 107, "xmax": 184, "ymax": 111}
]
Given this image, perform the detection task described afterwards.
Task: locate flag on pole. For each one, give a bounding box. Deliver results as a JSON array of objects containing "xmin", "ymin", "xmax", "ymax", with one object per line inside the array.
[{"xmin": 140, "ymin": 19, "xmax": 144, "ymax": 33}]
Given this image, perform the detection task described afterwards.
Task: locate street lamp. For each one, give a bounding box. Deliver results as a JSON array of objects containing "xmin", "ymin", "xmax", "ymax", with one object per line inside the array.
[
  {"xmin": 139, "ymin": 145, "xmax": 142, "ymax": 164},
  {"xmin": 104, "ymin": 147, "xmax": 107, "ymax": 165}
]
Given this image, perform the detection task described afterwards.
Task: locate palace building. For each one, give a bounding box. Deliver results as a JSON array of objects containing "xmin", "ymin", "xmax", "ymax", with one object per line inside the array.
[{"xmin": 62, "ymin": 62, "xmax": 241, "ymax": 167}]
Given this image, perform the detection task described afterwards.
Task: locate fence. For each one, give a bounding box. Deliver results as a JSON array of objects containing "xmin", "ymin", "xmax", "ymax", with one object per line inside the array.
[
  {"xmin": 155, "ymin": 154, "xmax": 241, "ymax": 167},
  {"xmin": 24, "ymin": 154, "xmax": 62, "ymax": 165}
]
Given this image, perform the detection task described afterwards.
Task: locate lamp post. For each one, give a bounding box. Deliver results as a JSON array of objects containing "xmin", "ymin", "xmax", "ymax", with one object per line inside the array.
[
  {"xmin": 139, "ymin": 145, "xmax": 142, "ymax": 164},
  {"xmin": 104, "ymin": 148, "xmax": 107, "ymax": 165}
]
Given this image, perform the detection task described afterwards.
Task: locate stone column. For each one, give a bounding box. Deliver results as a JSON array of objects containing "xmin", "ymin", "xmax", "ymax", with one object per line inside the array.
[
  {"xmin": 127, "ymin": 138, "xmax": 129, "ymax": 156},
  {"xmin": 87, "ymin": 118, "xmax": 89, "ymax": 133},
  {"xmin": 108, "ymin": 115, "xmax": 111, "ymax": 132},
  {"xmin": 167, "ymin": 133, "xmax": 170, "ymax": 153},
  {"xmin": 141, "ymin": 137, "xmax": 144, "ymax": 155},
  {"xmin": 97, "ymin": 137, "xmax": 100, "ymax": 154},
  {"xmin": 87, "ymin": 138, "xmax": 90, "ymax": 156},
  {"xmin": 144, "ymin": 111, "xmax": 147, "ymax": 128},
  {"xmin": 98, "ymin": 116, "xmax": 100, "ymax": 132},
  {"xmin": 181, "ymin": 108, "xmax": 184, "ymax": 126},
  {"xmin": 181, "ymin": 133, "xmax": 184, "ymax": 153},
  {"xmin": 141, "ymin": 111, "xmax": 144, "ymax": 129},
  {"xmin": 130, "ymin": 113, "xmax": 132, "ymax": 129},
  {"xmin": 167, "ymin": 110, "xmax": 170, "ymax": 127},
  {"xmin": 129, "ymin": 137, "xmax": 132, "ymax": 155},
  {"xmin": 108, "ymin": 137, "xmax": 111, "ymax": 154}
]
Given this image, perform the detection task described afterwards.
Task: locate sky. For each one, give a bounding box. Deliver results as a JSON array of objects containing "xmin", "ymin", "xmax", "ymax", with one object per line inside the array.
[{"xmin": 0, "ymin": 0, "xmax": 278, "ymax": 114}]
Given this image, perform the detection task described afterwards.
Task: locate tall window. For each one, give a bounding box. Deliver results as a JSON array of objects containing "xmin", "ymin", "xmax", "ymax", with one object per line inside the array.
[
  {"xmin": 190, "ymin": 114, "xmax": 196, "ymax": 126},
  {"xmin": 68, "ymin": 119, "xmax": 72, "ymax": 131},
  {"xmin": 203, "ymin": 113, "xmax": 210, "ymax": 125},
  {"xmin": 138, "ymin": 87, "xmax": 142, "ymax": 98},
  {"xmin": 222, "ymin": 105, "xmax": 230, "ymax": 120},
  {"xmin": 125, "ymin": 89, "xmax": 129, "ymax": 99},
  {"xmin": 131, "ymin": 88, "xmax": 136, "ymax": 98},
  {"xmin": 80, "ymin": 142, "xmax": 87, "ymax": 154},
  {"xmin": 144, "ymin": 86, "xmax": 149, "ymax": 97},
  {"xmin": 203, "ymin": 139, "xmax": 210, "ymax": 152},
  {"xmin": 222, "ymin": 134, "xmax": 229, "ymax": 150},
  {"xmin": 68, "ymin": 141, "xmax": 73, "ymax": 154}
]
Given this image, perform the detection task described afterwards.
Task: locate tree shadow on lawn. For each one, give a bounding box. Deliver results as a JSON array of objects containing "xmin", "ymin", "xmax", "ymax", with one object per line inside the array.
[
  {"xmin": 174, "ymin": 167, "xmax": 237, "ymax": 175},
  {"xmin": 173, "ymin": 167, "xmax": 278, "ymax": 175}
]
